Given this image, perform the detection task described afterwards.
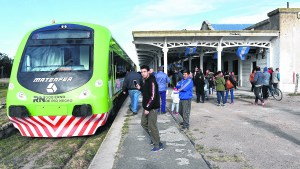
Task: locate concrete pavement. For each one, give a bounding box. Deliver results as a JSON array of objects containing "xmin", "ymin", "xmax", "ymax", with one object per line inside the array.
[
  {"xmin": 181, "ymin": 87, "xmax": 300, "ymax": 169},
  {"xmin": 90, "ymin": 94, "xmax": 210, "ymax": 169},
  {"xmin": 90, "ymin": 87, "xmax": 300, "ymax": 169}
]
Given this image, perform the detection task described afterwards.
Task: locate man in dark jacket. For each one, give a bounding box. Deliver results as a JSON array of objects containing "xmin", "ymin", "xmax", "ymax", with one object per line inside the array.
[
  {"xmin": 172, "ymin": 69, "xmax": 182, "ymax": 87},
  {"xmin": 122, "ymin": 67, "xmax": 142, "ymax": 114},
  {"xmin": 136, "ymin": 65, "xmax": 164, "ymax": 152},
  {"xmin": 193, "ymin": 68, "xmax": 205, "ymax": 103},
  {"xmin": 253, "ymin": 66, "xmax": 265, "ymax": 105}
]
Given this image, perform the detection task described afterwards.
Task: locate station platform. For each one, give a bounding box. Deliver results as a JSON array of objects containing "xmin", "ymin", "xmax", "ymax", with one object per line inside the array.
[
  {"xmin": 89, "ymin": 87, "xmax": 255, "ymax": 169},
  {"xmin": 89, "ymin": 99, "xmax": 209, "ymax": 168}
]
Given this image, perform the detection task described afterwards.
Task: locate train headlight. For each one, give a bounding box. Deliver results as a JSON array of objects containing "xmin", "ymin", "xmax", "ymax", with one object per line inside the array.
[
  {"xmin": 17, "ymin": 92, "xmax": 27, "ymax": 100},
  {"xmin": 79, "ymin": 89, "xmax": 91, "ymax": 99}
]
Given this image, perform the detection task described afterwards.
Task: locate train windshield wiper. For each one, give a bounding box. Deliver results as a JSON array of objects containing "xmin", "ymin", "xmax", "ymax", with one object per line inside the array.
[{"xmin": 50, "ymin": 59, "xmax": 73, "ymax": 75}]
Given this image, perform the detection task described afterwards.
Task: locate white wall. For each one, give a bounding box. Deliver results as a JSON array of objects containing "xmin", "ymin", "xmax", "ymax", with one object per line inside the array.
[{"xmin": 279, "ymin": 11, "xmax": 300, "ymax": 92}]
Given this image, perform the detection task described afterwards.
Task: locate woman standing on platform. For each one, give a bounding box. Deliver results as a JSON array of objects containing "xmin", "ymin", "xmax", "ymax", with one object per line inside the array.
[{"xmin": 215, "ymin": 71, "xmax": 226, "ymax": 106}]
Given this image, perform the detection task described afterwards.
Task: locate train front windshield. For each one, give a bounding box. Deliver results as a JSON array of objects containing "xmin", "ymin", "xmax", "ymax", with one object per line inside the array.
[
  {"xmin": 17, "ymin": 25, "xmax": 94, "ymax": 94},
  {"xmin": 20, "ymin": 45, "xmax": 91, "ymax": 72}
]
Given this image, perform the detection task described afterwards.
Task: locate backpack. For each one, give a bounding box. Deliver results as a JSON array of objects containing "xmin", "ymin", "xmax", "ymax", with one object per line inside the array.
[{"xmin": 226, "ymin": 79, "xmax": 233, "ymax": 89}]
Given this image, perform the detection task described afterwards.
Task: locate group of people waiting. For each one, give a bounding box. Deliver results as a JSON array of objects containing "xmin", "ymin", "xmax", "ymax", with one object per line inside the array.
[
  {"xmin": 170, "ymin": 67, "xmax": 237, "ymax": 107},
  {"xmin": 249, "ymin": 66, "xmax": 280, "ymax": 105},
  {"xmin": 213, "ymin": 70, "xmax": 237, "ymax": 106},
  {"xmin": 121, "ymin": 65, "xmax": 280, "ymax": 152}
]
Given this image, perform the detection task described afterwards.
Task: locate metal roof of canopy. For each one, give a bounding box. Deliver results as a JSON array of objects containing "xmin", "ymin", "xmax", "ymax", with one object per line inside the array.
[{"xmin": 132, "ymin": 30, "xmax": 279, "ymax": 67}]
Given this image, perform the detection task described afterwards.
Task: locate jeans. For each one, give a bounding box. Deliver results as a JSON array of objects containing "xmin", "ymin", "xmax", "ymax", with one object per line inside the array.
[
  {"xmin": 179, "ymin": 100, "xmax": 191, "ymax": 129},
  {"xmin": 217, "ymin": 91, "xmax": 225, "ymax": 104},
  {"xmin": 254, "ymin": 86, "xmax": 263, "ymax": 103},
  {"xmin": 158, "ymin": 91, "xmax": 166, "ymax": 113},
  {"xmin": 225, "ymin": 88, "xmax": 234, "ymax": 103},
  {"xmin": 204, "ymin": 90, "xmax": 209, "ymax": 100},
  {"xmin": 128, "ymin": 90, "xmax": 141, "ymax": 113},
  {"xmin": 262, "ymin": 85, "xmax": 269, "ymax": 99},
  {"xmin": 171, "ymin": 102, "xmax": 179, "ymax": 112}
]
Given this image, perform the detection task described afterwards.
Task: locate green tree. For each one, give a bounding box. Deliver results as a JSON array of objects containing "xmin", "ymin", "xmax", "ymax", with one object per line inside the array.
[{"xmin": 0, "ymin": 52, "xmax": 13, "ymax": 78}]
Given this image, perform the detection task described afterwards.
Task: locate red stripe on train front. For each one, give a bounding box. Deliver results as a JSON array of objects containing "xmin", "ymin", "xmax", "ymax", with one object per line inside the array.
[
  {"xmin": 87, "ymin": 114, "xmax": 104, "ymax": 135},
  {"xmin": 8, "ymin": 113, "xmax": 108, "ymax": 137}
]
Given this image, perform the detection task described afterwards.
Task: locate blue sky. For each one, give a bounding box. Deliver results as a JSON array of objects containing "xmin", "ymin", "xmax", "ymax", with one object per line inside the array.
[{"xmin": 1, "ymin": 0, "xmax": 299, "ymax": 64}]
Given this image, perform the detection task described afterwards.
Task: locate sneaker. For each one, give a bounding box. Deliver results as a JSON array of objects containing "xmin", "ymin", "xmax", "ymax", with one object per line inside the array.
[
  {"xmin": 159, "ymin": 142, "xmax": 164, "ymax": 150},
  {"xmin": 254, "ymin": 102, "xmax": 258, "ymax": 105},
  {"xmin": 151, "ymin": 144, "xmax": 164, "ymax": 152},
  {"xmin": 150, "ymin": 141, "xmax": 154, "ymax": 145},
  {"xmin": 151, "ymin": 147, "xmax": 161, "ymax": 152},
  {"xmin": 221, "ymin": 103, "xmax": 225, "ymax": 106},
  {"xmin": 181, "ymin": 127, "xmax": 188, "ymax": 132},
  {"xmin": 262, "ymin": 102, "xmax": 265, "ymax": 106},
  {"xmin": 217, "ymin": 104, "xmax": 221, "ymax": 106}
]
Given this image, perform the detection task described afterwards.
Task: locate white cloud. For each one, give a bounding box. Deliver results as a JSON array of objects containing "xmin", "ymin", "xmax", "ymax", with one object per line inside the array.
[
  {"xmin": 109, "ymin": 0, "xmax": 222, "ymax": 62},
  {"xmin": 132, "ymin": 0, "xmax": 216, "ymax": 18}
]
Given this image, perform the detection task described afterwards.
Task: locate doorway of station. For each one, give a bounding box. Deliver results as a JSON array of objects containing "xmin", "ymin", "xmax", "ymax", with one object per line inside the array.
[
  {"xmin": 252, "ymin": 61, "xmax": 257, "ymax": 71},
  {"xmin": 224, "ymin": 61, "xmax": 229, "ymax": 72},
  {"xmin": 232, "ymin": 60, "xmax": 239, "ymax": 84},
  {"xmin": 232, "ymin": 60, "xmax": 238, "ymax": 74}
]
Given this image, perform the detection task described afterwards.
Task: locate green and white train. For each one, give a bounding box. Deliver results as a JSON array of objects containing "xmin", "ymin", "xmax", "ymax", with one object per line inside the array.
[{"xmin": 6, "ymin": 23, "xmax": 133, "ymax": 137}]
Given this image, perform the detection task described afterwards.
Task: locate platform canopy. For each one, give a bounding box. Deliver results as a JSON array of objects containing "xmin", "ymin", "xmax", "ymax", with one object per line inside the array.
[{"xmin": 132, "ymin": 30, "xmax": 279, "ymax": 72}]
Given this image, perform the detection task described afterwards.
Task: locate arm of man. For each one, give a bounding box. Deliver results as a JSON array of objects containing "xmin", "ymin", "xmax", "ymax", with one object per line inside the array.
[
  {"xmin": 166, "ymin": 75, "xmax": 170, "ymax": 84},
  {"xmin": 178, "ymin": 79, "xmax": 193, "ymax": 92},
  {"xmin": 145, "ymin": 81, "xmax": 158, "ymax": 114},
  {"xmin": 253, "ymin": 73, "xmax": 258, "ymax": 84}
]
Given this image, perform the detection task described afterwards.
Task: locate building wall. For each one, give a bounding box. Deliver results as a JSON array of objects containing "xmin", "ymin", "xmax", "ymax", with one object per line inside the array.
[
  {"xmin": 250, "ymin": 8, "xmax": 300, "ymax": 92},
  {"xmin": 277, "ymin": 9, "xmax": 300, "ymax": 92}
]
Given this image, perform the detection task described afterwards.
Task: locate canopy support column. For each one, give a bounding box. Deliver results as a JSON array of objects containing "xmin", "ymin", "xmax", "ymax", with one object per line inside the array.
[{"xmin": 163, "ymin": 40, "xmax": 169, "ymax": 74}]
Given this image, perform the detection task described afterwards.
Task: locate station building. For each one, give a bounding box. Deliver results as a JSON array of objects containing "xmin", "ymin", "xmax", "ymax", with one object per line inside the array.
[{"xmin": 132, "ymin": 8, "xmax": 300, "ymax": 92}]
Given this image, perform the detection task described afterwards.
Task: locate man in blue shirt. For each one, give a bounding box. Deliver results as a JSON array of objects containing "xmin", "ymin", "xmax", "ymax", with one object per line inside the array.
[
  {"xmin": 155, "ymin": 66, "xmax": 170, "ymax": 114},
  {"xmin": 176, "ymin": 70, "xmax": 193, "ymax": 131}
]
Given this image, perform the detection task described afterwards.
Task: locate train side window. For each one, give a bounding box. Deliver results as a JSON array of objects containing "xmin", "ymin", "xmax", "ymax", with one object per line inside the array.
[{"xmin": 114, "ymin": 53, "xmax": 127, "ymax": 78}]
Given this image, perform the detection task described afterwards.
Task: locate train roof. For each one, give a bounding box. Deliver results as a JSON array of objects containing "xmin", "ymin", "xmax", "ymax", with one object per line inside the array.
[{"xmin": 30, "ymin": 22, "xmax": 134, "ymax": 66}]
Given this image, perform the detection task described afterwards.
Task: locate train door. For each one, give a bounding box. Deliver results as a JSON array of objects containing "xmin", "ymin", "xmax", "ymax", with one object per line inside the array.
[{"xmin": 108, "ymin": 50, "xmax": 114, "ymax": 98}]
